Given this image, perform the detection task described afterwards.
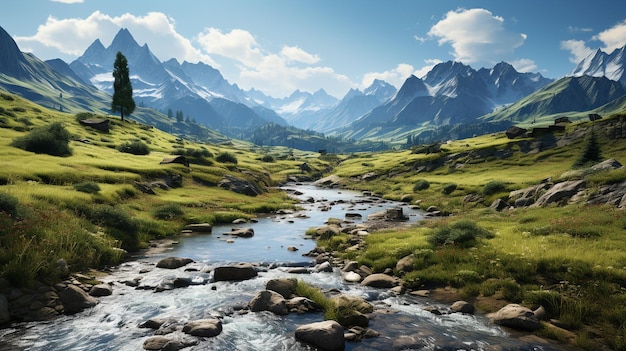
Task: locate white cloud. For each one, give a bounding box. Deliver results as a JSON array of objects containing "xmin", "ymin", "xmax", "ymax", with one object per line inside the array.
[
  {"xmin": 280, "ymin": 46, "xmax": 319, "ymax": 64},
  {"xmin": 51, "ymin": 0, "xmax": 83, "ymax": 3},
  {"xmin": 196, "ymin": 27, "xmax": 352, "ymax": 97},
  {"xmin": 360, "ymin": 60, "xmax": 442, "ymax": 90},
  {"xmin": 593, "ymin": 19, "xmax": 626, "ymax": 52},
  {"xmin": 560, "ymin": 39, "xmax": 594, "ymax": 63},
  {"xmin": 427, "ymin": 8, "xmax": 527, "ymax": 66},
  {"xmin": 14, "ymin": 11, "xmax": 214, "ymax": 65},
  {"xmin": 510, "ymin": 58, "xmax": 538, "ymax": 73}
]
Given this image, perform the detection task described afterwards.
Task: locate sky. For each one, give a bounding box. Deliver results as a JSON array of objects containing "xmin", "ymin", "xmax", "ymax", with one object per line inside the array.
[{"xmin": 2, "ymin": 0, "xmax": 626, "ymax": 99}]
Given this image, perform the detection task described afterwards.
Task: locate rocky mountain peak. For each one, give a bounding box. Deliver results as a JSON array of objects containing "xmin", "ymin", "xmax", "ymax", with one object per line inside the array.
[{"xmin": 0, "ymin": 25, "xmax": 28, "ymax": 78}]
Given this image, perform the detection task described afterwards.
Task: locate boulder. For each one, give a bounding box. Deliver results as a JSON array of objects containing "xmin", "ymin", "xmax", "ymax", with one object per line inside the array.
[
  {"xmin": 343, "ymin": 271, "xmax": 362, "ymax": 283},
  {"xmin": 249, "ymin": 290, "xmax": 288, "ymax": 315},
  {"xmin": 331, "ymin": 294, "xmax": 373, "ymax": 314},
  {"xmin": 451, "ymin": 300, "xmax": 475, "ymax": 314},
  {"xmin": 490, "ymin": 198, "xmax": 509, "ymax": 211},
  {"xmin": 266, "ymin": 278, "xmax": 297, "ymax": 299},
  {"xmin": 183, "ymin": 223, "xmax": 212, "ymax": 233},
  {"xmin": 218, "ymin": 175, "xmax": 265, "ymax": 196},
  {"xmin": 314, "ymin": 261, "xmax": 333, "ymax": 273},
  {"xmin": 182, "ymin": 318, "xmax": 223, "ymax": 337},
  {"xmin": 227, "ymin": 227, "xmax": 254, "ymax": 238},
  {"xmin": 286, "ymin": 297, "xmax": 321, "ymax": 313},
  {"xmin": 532, "ymin": 180, "xmax": 586, "ymax": 207},
  {"xmin": 395, "ymin": 254, "xmax": 414, "ymax": 274},
  {"xmin": 505, "ymin": 126, "xmax": 527, "ymax": 139},
  {"xmin": 156, "ymin": 257, "xmax": 194, "ymax": 269},
  {"xmin": 360, "ymin": 273, "xmax": 400, "ymax": 288},
  {"xmin": 89, "ymin": 283, "xmax": 112, "ymax": 297},
  {"xmin": 487, "ymin": 304, "xmax": 542, "ymax": 331},
  {"xmin": 295, "ymin": 320, "xmax": 345, "ymax": 351},
  {"xmin": 59, "ymin": 284, "xmax": 98, "ymax": 314},
  {"xmin": 213, "ymin": 263, "xmax": 258, "ymax": 282}
]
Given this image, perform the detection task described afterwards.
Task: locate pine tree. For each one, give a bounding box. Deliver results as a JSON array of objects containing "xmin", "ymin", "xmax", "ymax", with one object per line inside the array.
[
  {"xmin": 573, "ymin": 128, "xmax": 603, "ymax": 168},
  {"xmin": 111, "ymin": 52, "xmax": 135, "ymax": 121}
]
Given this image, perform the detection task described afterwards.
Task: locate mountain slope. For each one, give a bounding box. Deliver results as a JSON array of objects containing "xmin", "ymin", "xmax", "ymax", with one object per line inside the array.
[{"xmin": 480, "ymin": 75, "xmax": 626, "ymax": 124}]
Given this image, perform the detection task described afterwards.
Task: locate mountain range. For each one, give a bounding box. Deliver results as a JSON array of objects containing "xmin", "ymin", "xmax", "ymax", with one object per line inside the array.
[{"xmin": 1, "ymin": 25, "xmax": 626, "ymax": 150}]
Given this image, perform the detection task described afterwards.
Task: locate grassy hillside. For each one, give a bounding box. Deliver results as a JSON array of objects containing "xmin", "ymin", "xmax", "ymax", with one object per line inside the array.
[
  {"xmin": 323, "ymin": 112, "xmax": 626, "ymax": 350},
  {"xmin": 0, "ymin": 90, "xmax": 332, "ymax": 286}
]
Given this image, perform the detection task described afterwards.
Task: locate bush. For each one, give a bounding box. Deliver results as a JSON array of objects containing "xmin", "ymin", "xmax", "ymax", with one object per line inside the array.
[
  {"xmin": 89, "ymin": 205, "xmax": 139, "ymax": 249},
  {"xmin": 261, "ymin": 155, "xmax": 275, "ymax": 162},
  {"xmin": 442, "ymin": 183, "xmax": 457, "ymax": 195},
  {"xmin": 413, "ymin": 179, "xmax": 430, "ymax": 191},
  {"xmin": 483, "ymin": 180, "xmax": 507, "ymax": 195},
  {"xmin": 75, "ymin": 112, "xmax": 97, "ymax": 122},
  {"xmin": 216, "ymin": 152, "xmax": 238, "ymax": 164},
  {"xmin": 11, "ymin": 122, "xmax": 72, "ymax": 156},
  {"xmin": 153, "ymin": 203, "xmax": 185, "ymax": 220},
  {"xmin": 118, "ymin": 140, "xmax": 150, "ymax": 155},
  {"xmin": 73, "ymin": 181, "xmax": 101, "ymax": 194},
  {"xmin": 0, "ymin": 192, "xmax": 19, "ymax": 217},
  {"xmin": 428, "ymin": 220, "xmax": 494, "ymax": 248}
]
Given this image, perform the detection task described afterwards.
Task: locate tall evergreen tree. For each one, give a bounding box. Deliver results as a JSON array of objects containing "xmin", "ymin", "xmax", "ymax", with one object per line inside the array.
[
  {"xmin": 573, "ymin": 128, "xmax": 603, "ymax": 168},
  {"xmin": 111, "ymin": 52, "xmax": 135, "ymax": 121}
]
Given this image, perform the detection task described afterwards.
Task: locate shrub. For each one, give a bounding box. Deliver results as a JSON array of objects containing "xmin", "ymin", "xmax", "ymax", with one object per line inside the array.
[
  {"xmin": 428, "ymin": 220, "xmax": 494, "ymax": 248},
  {"xmin": 483, "ymin": 180, "xmax": 507, "ymax": 195},
  {"xmin": 216, "ymin": 152, "xmax": 238, "ymax": 164},
  {"xmin": 413, "ymin": 179, "xmax": 430, "ymax": 192},
  {"xmin": 442, "ymin": 183, "xmax": 457, "ymax": 195},
  {"xmin": 73, "ymin": 181, "xmax": 101, "ymax": 194},
  {"xmin": 117, "ymin": 140, "xmax": 150, "ymax": 155},
  {"xmin": 261, "ymin": 155, "xmax": 275, "ymax": 162},
  {"xmin": 573, "ymin": 129, "xmax": 603, "ymax": 169},
  {"xmin": 11, "ymin": 122, "xmax": 72, "ymax": 156},
  {"xmin": 0, "ymin": 192, "xmax": 19, "ymax": 217},
  {"xmin": 1, "ymin": 93, "xmax": 14, "ymax": 101},
  {"xmin": 153, "ymin": 203, "xmax": 185, "ymax": 220},
  {"xmin": 89, "ymin": 205, "xmax": 139, "ymax": 249}
]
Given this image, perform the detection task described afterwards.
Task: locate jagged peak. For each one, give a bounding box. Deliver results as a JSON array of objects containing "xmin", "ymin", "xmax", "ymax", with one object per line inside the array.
[{"xmin": 109, "ymin": 27, "xmax": 140, "ymax": 51}]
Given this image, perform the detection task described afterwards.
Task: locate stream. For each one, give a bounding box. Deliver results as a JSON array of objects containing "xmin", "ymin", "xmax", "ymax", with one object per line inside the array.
[{"xmin": 1, "ymin": 184, "xmax": 561, "ymax": 350}]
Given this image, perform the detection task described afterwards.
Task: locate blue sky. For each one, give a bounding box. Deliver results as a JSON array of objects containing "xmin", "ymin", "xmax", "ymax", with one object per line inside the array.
[{"xmin": 2, "ymin": 0, "xmax": 626, "ymax": 98}]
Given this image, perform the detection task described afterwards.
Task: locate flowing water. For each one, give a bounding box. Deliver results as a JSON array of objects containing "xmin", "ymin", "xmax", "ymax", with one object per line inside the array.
[{"xmin": 1, "ymin": 185, "xmax": 561, "ymax": 350}]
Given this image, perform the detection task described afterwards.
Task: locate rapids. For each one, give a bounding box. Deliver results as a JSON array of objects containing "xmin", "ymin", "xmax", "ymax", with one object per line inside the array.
[{"xmin": 1, "ymin": 184, "xmax": 561, "ymax": 350}]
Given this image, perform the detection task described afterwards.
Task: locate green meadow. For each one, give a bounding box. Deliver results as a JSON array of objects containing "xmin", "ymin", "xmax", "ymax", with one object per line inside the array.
[
  {"xmin": 323, "ymin": 114, "xmax": 626, "ymax": 350},
  {"xmin": 2, "ymin": 89, "xmax": 626, "ymax": 349}
]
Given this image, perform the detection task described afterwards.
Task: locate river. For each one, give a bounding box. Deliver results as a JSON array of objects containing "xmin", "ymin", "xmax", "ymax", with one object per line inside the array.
[{"xmin": 1, "ymin": 184, "xmax": 561, "ymax": 350}]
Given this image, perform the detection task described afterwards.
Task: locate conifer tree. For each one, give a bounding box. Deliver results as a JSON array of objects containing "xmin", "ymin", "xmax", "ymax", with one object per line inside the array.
[
  {"xmin": 111, "ymin": 52, "xmax": 135, "ymax": 121},
  {"xmin": 573, "ymin": 128, "xmax": 603, "ymax": 168}
]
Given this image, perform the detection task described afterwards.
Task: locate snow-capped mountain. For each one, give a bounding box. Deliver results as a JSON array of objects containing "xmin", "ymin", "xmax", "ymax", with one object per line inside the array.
[
  {"xmin": 69, "ymin": 28, "xmax": 288, "ymax": 132},
  {"xmin": 569, "ymin": 45, "xmax": 626, "ymax": 85},
  {"xmin": 340, "ymin": 61, "xmax": 553, "ymax": 140}
]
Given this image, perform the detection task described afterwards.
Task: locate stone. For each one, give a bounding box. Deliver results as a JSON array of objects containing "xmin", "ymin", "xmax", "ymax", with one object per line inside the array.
[
  {"xmin": 313, "ymin": 261, "xmax": 333, "ymax": 273},
  {"xmin": 331, "ymin": 295, "xmax": 373, "ymax": 314},
  {"xmin": 395, "ymin": 254, "xmax": 414, "ymax": 274},
  {"xmin": 487, "ymin": 304, "xmax": 542, "ymax": 331},
  {"xmin": 451, "ymin": 300, "xmax": 475, "ymax": 314},
  {"xmin": 343, "ymin": 271, "xmax": 362, "ymax": 283},
  {"xmin": 218, "ymin": 175, "xmax": 265, "ymax": 196},
  {"xmin": 89, "ymin": 283, "xmax": 112, "ymax": 297},
  {"xmin": 295, "ymin": 320, "xmax": 345, "ymax": 351},
  {"xmin": 249, "ymin": 290, "xmax": 288, "ymax": 315},
  {"xmin": 286, "ymin": 297, "xmax": 321, "ymax": 313},
  {"xmin": 532, "ymin": 180, "xmax": 586, "ymax": 207},
  {"xmin": 58, "ymin": 284, "xmax": 98, "ymax": 314},
  {"xmin": 183, "ymin": 223, "xmax": 212, "ymax": 233},
  {"xmin": 360, "ymin": 273, "xmax": 400, "ymax": 288},
  {"xmin": 266, "ymin": 278, "xmax": 297, "ymax": 299},
  {"xmin": 227, "ymin": 227, "xmax": 254, "ymax": 238},
  {"xmin": 156, "ymin": 257, "xmax": 194, "ymax": 269},
  {"xmin": 490, "ymin": 198, "xmax": 509, "ymax": 211},
  {"xmin": 182, "ymin": 318, "xmax": 223, "ymax": 337},
  {"xmin": 213, "ymin": 263, "xmax": 258, "ymax": 281}
]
